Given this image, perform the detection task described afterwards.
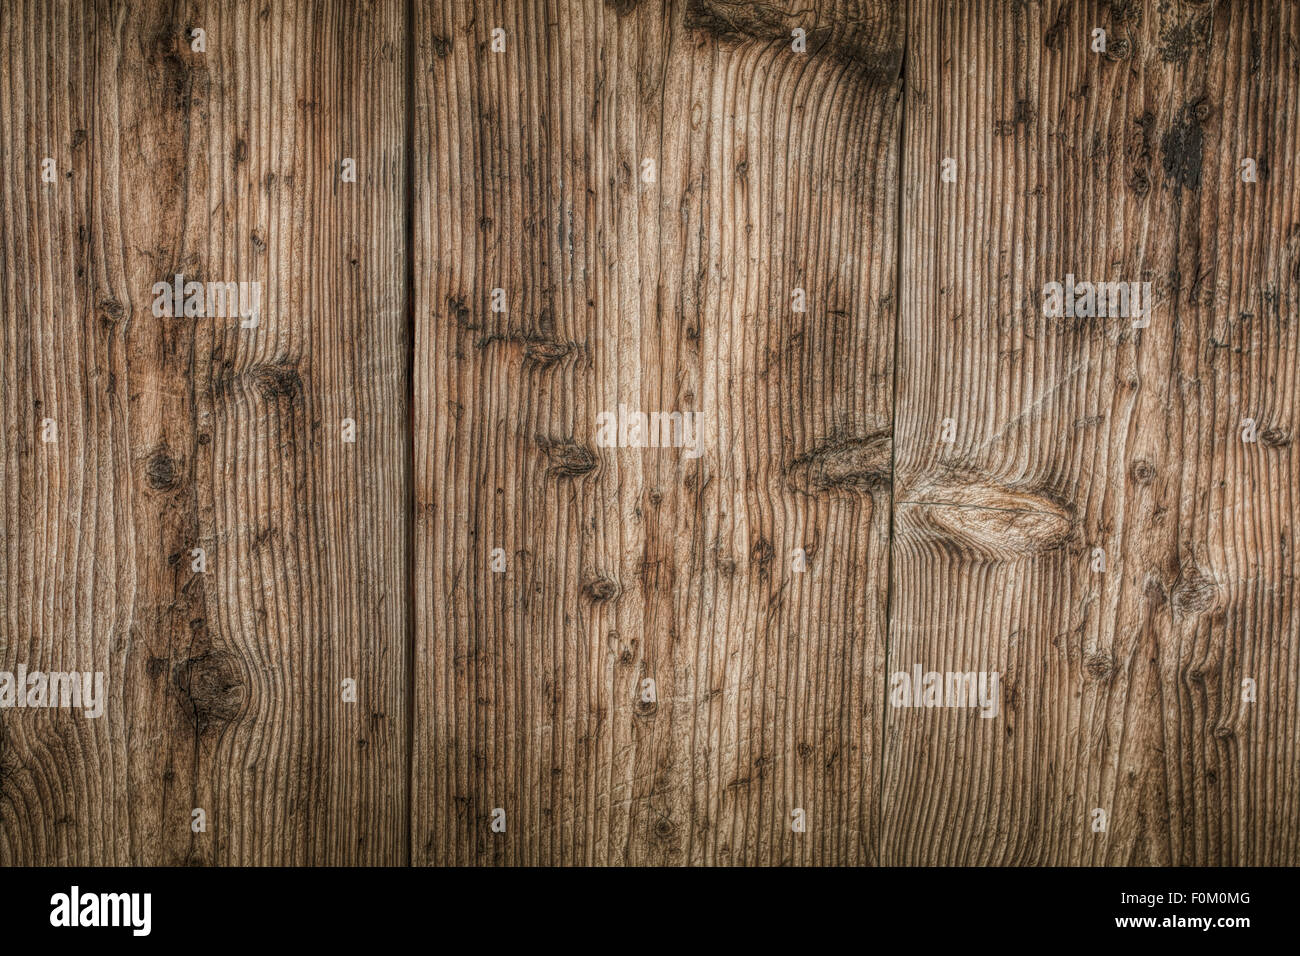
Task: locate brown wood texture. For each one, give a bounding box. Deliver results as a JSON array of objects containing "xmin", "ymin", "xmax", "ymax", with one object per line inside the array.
[
  {"xmin": 887, "ymin": 0, "xmax": 1299, "ymax": 865},
  {"xmin": 411, "ymin": 0, "xmax": 902, "ymax": 865},
  {"xmin": 0, "ymin": 0, "xmax": 408, "ymax": 864},
  {"xmin": 2, "ymin": 0, "xmax": 1297, "ymax": 867}
]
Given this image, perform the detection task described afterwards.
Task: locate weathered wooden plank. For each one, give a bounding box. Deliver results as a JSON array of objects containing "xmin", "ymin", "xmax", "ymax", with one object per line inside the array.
[
  {"xmin": 4, "ymin": 0, "xmax": 1293, "ymax": 872},
  {"xmin": 413, "ymin": 0, "xmax": 902, "ymax": 864},
  {"xmin": 886, "ymin": 0, "xmax": 1300, "ymax": 865},
  {"xmin": 0, "ymin": 0, "xmax": 408, "ymax": 864}
]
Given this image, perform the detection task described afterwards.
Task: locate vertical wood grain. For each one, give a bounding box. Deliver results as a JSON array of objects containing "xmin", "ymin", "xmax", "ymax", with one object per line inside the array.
[
  {"xmin": 2, "ymin": 0, "xmax": 1296, "ymax": 870},
  {"xmin": 886, "ymin": 0, "xmax": 1299, "ymax": 865},
  {"xmin": 413, "ymin": 0, "xmax": 902, "ymax": 865},
  {"xmin": 0, "ymin": 0, "xmax": 408, "ymax": 865}
]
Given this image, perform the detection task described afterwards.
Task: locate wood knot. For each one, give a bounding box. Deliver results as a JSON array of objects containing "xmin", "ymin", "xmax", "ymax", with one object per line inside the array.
[
  {"xmin": 583, "ymin": 576, "xmax": 619, "ymax": 603},
  {"xmin": 684, "ymin": 0, "xmax": 903, "ymax": 82},
  {"xmin": 448, "ymin": 296, "xmax": 472, "ymax": 329},
  {"xmin": 98, "ymin": 299, "xmax": 125, "ymax": 328},
  {"xmin": 1085, "ymin": 652, "xmax": 1115, "ymax": 681},
  {"xmin": 899, "ymin": 473, "xmax": 1074, "ymax": 560},
  {"xmin": 786, "ymin": 432, "xmax": 891, "ymax": 496},
  {"xmin": 1172, "ymin": 563, "xmax": 1218, "ymax": 615},
  {"xmin": 249, "ymin": 362, "xmax": 303, "ymax": 402},
  {"xmin": 1104, "ymin": 36, "xmax": 1132, "ymax": 62},
  {"xmin": 1129, "ymin": 459, "xmax": 1157, "ymax": 485},
  {"xmin": 537, "ymin": 436, "xmax": 598, "ymax": 478},
  {"xmin": 174, "ymin": 650, "xmax": 244, "ymax": 733},
  {"xmin": 523, "ymin": 339, "xmax": 580, "ymax": 369},
  {"xmin": 145, "ymin": 448, "xmax": 182, "ymax": 491},
  {"xmin": 1260, "ymin": 426, "xmax": 1291, "ymax": 447}
]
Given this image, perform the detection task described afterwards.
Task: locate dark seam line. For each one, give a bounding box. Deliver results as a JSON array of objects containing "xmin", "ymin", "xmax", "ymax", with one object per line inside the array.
[
  {"xmin": 403, "ymin": 0, "xmax": 417, "ymax": 869},
  {"xmin": 879, "ymin": 11, "xmax": 908, "ymax": 866}
]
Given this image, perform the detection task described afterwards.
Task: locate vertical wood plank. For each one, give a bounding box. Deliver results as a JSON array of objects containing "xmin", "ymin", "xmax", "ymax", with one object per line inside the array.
[
  {"xmin": 0, "ymin": 0, "xmax": 102, "ymax": 864},
  {"xmin": 887, "ymin": 0, "xmax": 1299, "ymax": 865},
  {"xmin": 413, "ymin": 0, "xmax": 902, "ymax": 865},
  {"xmin": 0, "ymin": 0, "xmax": 408, "ymax": 865}
]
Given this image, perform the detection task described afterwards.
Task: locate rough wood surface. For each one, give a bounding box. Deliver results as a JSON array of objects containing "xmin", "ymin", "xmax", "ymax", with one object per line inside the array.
[
  {"xmin": 0, "ymin": 0, "xmax": 408, "ymax": 865},
  {"xmin": 412, "ymin": 0, "xmax": 901, "ymax": 865},
  {"xmin": 2, "ymin": 0, "xmax": 1297, "ymax": 867},
  {"xmin": 887, "ymin": 0, "xmax": 1299, "ymax": 865}
]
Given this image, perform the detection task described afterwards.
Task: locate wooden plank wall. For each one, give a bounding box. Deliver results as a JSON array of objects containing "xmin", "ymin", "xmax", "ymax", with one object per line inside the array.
[{"xmin": 1, "ymin": 0, "xmax": 1296, "ymax": 866}]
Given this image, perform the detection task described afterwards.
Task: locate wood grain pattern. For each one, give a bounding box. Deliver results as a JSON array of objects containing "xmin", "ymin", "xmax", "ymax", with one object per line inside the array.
[
  {"xmin": 2, "ymin": 0, "xmax": 1297, "ymax": 868},
  {"xmin": 0, "ymin": 0, "xmax": 408, "ymax": 865},
  {"xmin": 412, "ymin": 0, "xmax": 901, "ymax": 864},
  {"xmin": 886, "ymin": 0, "xmax": 1299, "ymax": 865}
]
